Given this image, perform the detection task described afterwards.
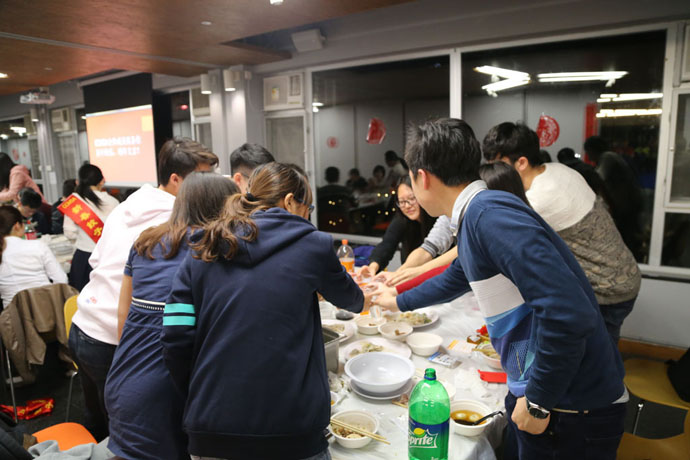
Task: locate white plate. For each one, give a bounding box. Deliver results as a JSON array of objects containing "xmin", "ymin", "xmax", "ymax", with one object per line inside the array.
[
  {"xmin": 323, "ymin": 319, "xmax": 355, "ymax": 342},
  {"xmin": 341, "ymin": 338, "xmax": 412, "ymax": 362},
  {"xmin": 350, "ymin": 378, "xmax": 415, "ymax": 400},
  {"xmin": 388, "ymin": 309, "xmax": 439, "ymax": 329}
]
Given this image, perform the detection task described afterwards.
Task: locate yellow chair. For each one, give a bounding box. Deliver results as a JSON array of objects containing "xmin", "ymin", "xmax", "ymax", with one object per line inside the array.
[
  {"xmin": 617, "ymin": 358, "xmax": 690, "ymax": 460},
  {"xmin": 64, "ymin": 295, "xmax": 79, "ymax": 422}
]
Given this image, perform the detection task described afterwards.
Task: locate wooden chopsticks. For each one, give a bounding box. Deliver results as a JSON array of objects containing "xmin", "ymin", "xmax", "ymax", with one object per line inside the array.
[{"xmin": 330, "ymin": 418, "xmax": 390, "ymax": 444}]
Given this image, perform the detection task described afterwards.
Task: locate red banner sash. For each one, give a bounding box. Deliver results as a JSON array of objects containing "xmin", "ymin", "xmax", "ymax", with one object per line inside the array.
[{"xmin": 57, "ymin": 194, "xmax": 105, "ymax": 243}]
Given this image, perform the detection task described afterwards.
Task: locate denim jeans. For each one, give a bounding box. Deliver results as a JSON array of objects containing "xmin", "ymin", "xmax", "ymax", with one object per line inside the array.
[
  {"xmin": 68, "ymin": 324, "xmax": 117, "ymax": 441},
  {"xmin": 191, "ymin": 448, "xmax": 331, "ymax": 460},
  {"xmin": 504, "ymin": 392, "xmax": 626, "ymax": 460},
  {"xmin": 599, "ymin": 297, "xmax": 636, "ymax": 344}
]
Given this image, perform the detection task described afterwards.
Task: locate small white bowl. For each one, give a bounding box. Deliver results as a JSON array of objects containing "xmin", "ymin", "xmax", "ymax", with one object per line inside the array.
[
  {"xmin": 330, "ymin": 391, "xmax": 339, "ymax": 408},
  {"xmin": 330, "ymin": 410, "xmax": 379, "ymax": 449},
  {"xmin": 476, "ymin": 342, "xmax": 502, "ymax": 369},
  {"xmin": 406, "ymin": 332, "xmax": 443, "ymax": 356},
  {"xmin": 450, "ymin": 399, "xmax": 493, "ymax": 437},
  {"xmin": 345, "ymin": 351, "xmax": 414, "ymax": 394},
  {"xmin": 355, "ymin": 316, "xmax": 386, "ymax": 335},
  {"xmin": 378, "ymin": 321, "xmax": 413, "ymax": 341}
]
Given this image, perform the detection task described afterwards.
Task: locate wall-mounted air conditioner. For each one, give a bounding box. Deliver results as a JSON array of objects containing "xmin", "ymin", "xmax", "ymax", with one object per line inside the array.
[
  {"xmin": 263, "ymin": 73, "xmax": 303, "ymax": 111},
  {"xmin": 51, "ymin": 108, "xmax": 73, "ymax": 132}
]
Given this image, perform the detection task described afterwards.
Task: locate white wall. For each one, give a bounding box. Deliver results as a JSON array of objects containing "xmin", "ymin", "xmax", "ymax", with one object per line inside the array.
[{"xmin": 314, "ymin": 105, "xmax": 355, "ymax": 186}]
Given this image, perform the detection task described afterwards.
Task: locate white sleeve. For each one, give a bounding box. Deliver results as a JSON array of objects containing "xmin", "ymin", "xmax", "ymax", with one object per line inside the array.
[
  {"xmin": 40, "ymin": 242, "xmax": 68, "ymax": 284},
  {"xmin": 62, "ymin": 214, "xmax": 78, "ymax": 241}
]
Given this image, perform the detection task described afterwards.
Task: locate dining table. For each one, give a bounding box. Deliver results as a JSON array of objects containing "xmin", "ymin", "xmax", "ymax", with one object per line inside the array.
[
  {"xmin": 40, "ymin": 234, "xmax": 76, "ymax": 273},
  {"xmin": 320, "ymin": 290, "xmax": 509, "ymax": 460}
]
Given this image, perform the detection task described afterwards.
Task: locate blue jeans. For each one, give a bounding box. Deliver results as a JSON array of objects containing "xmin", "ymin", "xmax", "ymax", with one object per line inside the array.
[
  {"xmin": 68, "ymin": 324, "xmax": 116, "ymax": 441},
  {"xmin": 599, "ymin": 297, "xmax": 636, "ymax": 344},
  {"xmin": 504, "ymin": 392, "xmax": 625, "ymax": 460}
]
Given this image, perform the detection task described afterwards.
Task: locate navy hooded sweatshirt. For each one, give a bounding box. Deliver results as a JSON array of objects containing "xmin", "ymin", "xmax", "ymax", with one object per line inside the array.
[{"xmin": 161, "ymin": 208, "xmax": 363, "ymax": 459}]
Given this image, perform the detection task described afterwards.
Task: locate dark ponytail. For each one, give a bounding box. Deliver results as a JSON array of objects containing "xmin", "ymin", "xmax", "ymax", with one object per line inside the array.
[
  {"xmin": 0, "ymin": 206, "xmax": 23, "ymax": 264},
  {"xmin": 75, "ymin": 164, "xmax": 104, "ymax": 208}
]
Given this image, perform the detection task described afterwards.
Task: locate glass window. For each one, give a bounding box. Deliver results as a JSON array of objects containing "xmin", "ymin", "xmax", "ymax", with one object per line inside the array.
[
  {"xmin": 661, "ymin": 213, "xmax": 690, "ymax": 268},
  {"xmin": 312, "ymin": 56, "xmax": 450, "ymax": 236},
  {"xmin": 670, "ymin": 93, "xmax": 690, "ymax": 204},
  {"xmin": 195, "ymin": 123, "xmax": 212, "ymax": 149},
  {"xmin": 462, "ymin": 31, "xmax": 666, "ymax": 263},
  {"xmin": 266, "ymin": 116, "xmax": 305, "ymax": 168}
]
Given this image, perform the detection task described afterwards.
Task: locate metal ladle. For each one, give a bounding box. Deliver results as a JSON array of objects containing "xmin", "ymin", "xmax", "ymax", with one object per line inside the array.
[{"xmin": 454, "ymin": 410, "xmax": 504, "ymax": 426}]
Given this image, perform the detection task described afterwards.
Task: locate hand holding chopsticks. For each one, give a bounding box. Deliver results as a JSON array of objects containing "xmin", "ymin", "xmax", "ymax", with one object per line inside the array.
[{"xmin": 330, "ymin": 418, "xmax": 390, "ymax": 444}]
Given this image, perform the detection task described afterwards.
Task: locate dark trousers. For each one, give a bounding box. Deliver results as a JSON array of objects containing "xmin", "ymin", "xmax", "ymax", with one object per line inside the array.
[
  {"xmin": 68, "ymin": 324, "xmax": 116, "ymax": 441},
  {"xmin": 504, "ymin": 392, "xmax": 626, "ymax": 460},
  {"xmin": 68, "ymin": 249, "xmax": 93, "ymax": 292},
  {"xmin": 599, "ymin": 296, "xmax": 636, "ymax": 344}
]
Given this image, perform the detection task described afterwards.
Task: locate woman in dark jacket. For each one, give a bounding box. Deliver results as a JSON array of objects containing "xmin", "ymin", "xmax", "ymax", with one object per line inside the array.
[
  {"xmin": 363, "ymin": 176, "xmax": 436, "ymax": 274},
  {"xmin": 161, "ymin": 163, "xmax": 363, "ymax": 460}
]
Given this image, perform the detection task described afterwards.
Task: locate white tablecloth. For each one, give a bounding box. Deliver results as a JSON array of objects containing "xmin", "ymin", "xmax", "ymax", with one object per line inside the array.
[
  {"xmin": 321, "ymin": 292, "xmax": 508, "ymax": 460},
  {"xmin": 40, "ymin": 234, "xmax": 76, "ymax": 274}
]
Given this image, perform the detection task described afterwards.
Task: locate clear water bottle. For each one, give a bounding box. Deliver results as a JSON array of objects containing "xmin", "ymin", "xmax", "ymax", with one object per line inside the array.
[
  {"xmin": 336, "ymin": 239, "xmax": 354, "ymax": 273},
  {"xmin": 409, "ymin": 368, "xmax": 450, "ymax": 460}
]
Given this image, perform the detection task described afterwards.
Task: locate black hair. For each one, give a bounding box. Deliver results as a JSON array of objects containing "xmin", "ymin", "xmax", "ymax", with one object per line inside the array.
[
  {"xmin": 584, "ymin": 136, "xmax": 608, "ymax": 156},
  {"xmin": 395, "ymin": 176, "xmax": 437, "ymax": 262},
  {"xmin": 19, "ymin": 187, "xmax": 42, "ymax": 209},
  {"xmin": 76, "ymin": 164, "xmax": 104, "ymax": 208},
  {"xmin": 479, "ymin": 162, "xmax": 530, "ymax": 207},
  {"xmin": 557, "ymin": 148, "xmax": 576, "ymax": 164},
  {"xmin": 325, "ymin": 166, "xmax": 340, "ymax": 183},
  {"xmin": 348, "ymin": 168, "xmax": 360, "ymax": 176},
  {"xmin": 373, "ymin": 165, "xmax": 385, "ymax": 176},
  {"xmin": 404, "ymin": 118, "xmax": 481, "ymax": 186},
  {"xmin": 62, "ymin": 179, "xmax": 77, "ymax": 198},
  {"xmin": 482, "ymin": 122, "xmax": 542, "ymax": 166},
  {"xmin": 0, "ymin": 206, "xmax": 23, "ymax": 264},
  {"xmin": 385, "ymin": 150, "xmax": 399, "ymax": 162},
  {"xmin": 230, "ymin": 143, "xmax": 275, "ymax": 174},
  {"xmin": 0, "ymin": 152, "xmax": 16, "ymax": 191},
  {"xmin": 157, "ymin": 137, "xmax": 219, "ymax": 186}
]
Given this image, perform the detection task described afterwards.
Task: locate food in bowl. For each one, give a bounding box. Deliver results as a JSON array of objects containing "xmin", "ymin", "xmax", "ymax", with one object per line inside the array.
[
  {"xmin": 330, "ymin": 410, "xmax": 379, "ymax": 449},
  {"xmin": 476, "ymin": 342, "xmax": 502, "ymax": 369},
  {"xmin": 406, "ymin": 332, "xmax": 443, "ymax": 356},
  {"xmin": 450, "ymin": 399, "xmax": 493, "ymax": 437},
  {"xmin": 355, "ymin": 316, "xmax": 386, "ymax": 335},
  {"xmin": 324, "ymin": 323, "xmax": 345, "ymax": 334},
  {"xmin": 378, "ymin": 321, "xmax": 413, "ymax": 341},
  {"xmin": 345, "ymin": 351, "xmax": 415, "ymax": 394},
  {"xmin": 451, "ymin": 409, "xmax": 485, "ymax": 425},
  {"xmin": 348, "ymin": 341, "xmax": 384, "ymax": 358},
  {"xmin": 397, "ymin": 311, "xmax": 432, "ymax": 326}
]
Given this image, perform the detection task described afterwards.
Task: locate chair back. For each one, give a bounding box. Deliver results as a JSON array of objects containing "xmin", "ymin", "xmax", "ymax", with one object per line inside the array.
[{"xmin": 63, "ymin": 295, "xmax": 78, "ymax": 337}]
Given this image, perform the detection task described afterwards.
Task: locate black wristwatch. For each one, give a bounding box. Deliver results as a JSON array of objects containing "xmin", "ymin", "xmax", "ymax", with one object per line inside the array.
[{"xmin": 525, "ymin": 397, "xmax": 550, "ymax": 419}]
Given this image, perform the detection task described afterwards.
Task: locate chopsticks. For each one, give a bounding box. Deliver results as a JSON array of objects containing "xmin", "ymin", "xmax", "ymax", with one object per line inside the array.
[{"xmin": 330, "ymin": 418, "xmax": 390, "ymax": 444}]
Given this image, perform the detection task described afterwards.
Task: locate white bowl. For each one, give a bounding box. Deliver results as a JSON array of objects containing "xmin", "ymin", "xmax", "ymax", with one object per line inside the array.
[
  {"xmin": 378, "ymin": 321, "xmax": 413, "ymax": 341},
  {"xmin": 330, "ymin": 410, "xmax": 379, "ymax": 449},
  {"xmin": 345, "ymin": 351, "xmax": 415, "ymax": 394},
  {"xmin": 330, "ymin": 391, "xmax": 339, "ymax": 408},
  {"xmin": 476, "ymin": 342, "xmax": 502, "ymax": 369},
  {"xmin": 406, "ymin": 332, "xmax": 443, "ymax": 356},
  {"xmin": 355, "ymin": 316, "xmax": 386, "ymax": 335},
  {"xmin": 450, "ymin": 399, "xmax": 493, "ymax": 437}
]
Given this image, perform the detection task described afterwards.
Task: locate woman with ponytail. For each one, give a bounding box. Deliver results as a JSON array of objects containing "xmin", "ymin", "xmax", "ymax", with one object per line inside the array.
[
  {"xmin": 161, "ymin": 163, "xmax": 363, "ymax": 460},
  {"xmin": 63, "ymin": 164, "xmax": 119, "ymax": 290},
  {"xmin": 0, "ymin": 205, "xmax": 67, "ymax": 307}
]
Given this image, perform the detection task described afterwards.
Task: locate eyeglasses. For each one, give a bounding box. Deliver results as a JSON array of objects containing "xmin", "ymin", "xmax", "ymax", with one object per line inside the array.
[
  {"xmin": 295, "ymin": 196, "xmax": 315, "ymax": 215},
  {"xmin": 397, "ymin": 197, "xmax": 417, "ymax": 208}
]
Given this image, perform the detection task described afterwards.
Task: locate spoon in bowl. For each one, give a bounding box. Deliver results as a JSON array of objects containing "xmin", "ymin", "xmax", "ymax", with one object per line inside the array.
[{"xmin": 454, "ymin": 410, "xmax": 504, "ymax": 426}]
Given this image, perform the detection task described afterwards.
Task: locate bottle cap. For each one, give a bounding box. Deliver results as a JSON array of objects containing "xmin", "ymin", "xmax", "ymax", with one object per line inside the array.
[
  {"xmin": 424, "ymin": 368, "xmax": 436, "ymax": 381},
  {"xmin": 342, "ymin": 239, "xmax": 348, "ymax": 245}
]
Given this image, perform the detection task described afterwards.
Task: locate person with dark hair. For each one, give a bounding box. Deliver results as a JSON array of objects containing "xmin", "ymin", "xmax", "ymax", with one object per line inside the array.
[
  {"xmin": 104, "ymin": 172, "xmax": 238, "ymax": 460},
  {"xmin": 62, "ymin": 164, "xmax": 120, "ymax": 291},
  {"xmin": 557, "ymin": 147, "xmax": 609, "ymax": 204},
  {"xmin": 484, "ymin": 123, "xmax": 641, "ymax": 345},
  {"xmin": 360, "ymin": 176, "xmax": 436, "ymax": 274},
  {"xmin": 0, "ymin": 205, "xmax": 67, "ymax": 308},
  {"xmin": 17, "ymin": 187, "xmax": 51, "ymax": 235},
  {"xmin": 368, "ymin": 164, "xmax": 387, "ymax": 192},
  {"xmin": 229, "ymin": 143, "xmax": 275, "ymax": 192},
  {"xmin": 479, "ymin": 162, "xmax": 530, "ymax": 207},
  {"xmin": 68, "ymin": 137, "xmax": 218, "ymax": 441},
  {"xmin": 384, "ymin": 150, "xmax": 407, "ymax": 188},
  {"xmin": 0, "ymin": 152, "xmax": 45, "ymax": 204},
  {"xmin": 584, "ymin": 136, "xmax": 643, "ymax": 256},
  {"xmin": 51, "ymin": 179, "xmax": 77, "ymax": 234},
  {"xmin": 317, "ymin": 166, "xmax": 353, "ymax": 203},
  {"xmin": 161, "ymin": 163, "xmax": 362, "ymax": 460},
  {"xmin": 376, "ymin": 118, "xmax": 627, "ymax": 460},
  {"xmin": 345, "ymin": 168, "xmax": 368, "ymax": 193},
  {"xmin": 539, "ymin": 149, "xmax": 552, "ymax": 163}
]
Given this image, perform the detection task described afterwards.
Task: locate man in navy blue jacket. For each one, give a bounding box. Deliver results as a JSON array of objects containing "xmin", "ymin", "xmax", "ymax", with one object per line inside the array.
[{"xmin": 376, "ymin": 118, "xmax": 626, "ymax": 459}]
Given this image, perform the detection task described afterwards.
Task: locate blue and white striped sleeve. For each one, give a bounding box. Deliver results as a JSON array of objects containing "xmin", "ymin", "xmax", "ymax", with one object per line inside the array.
[{"xmin": 161, "ymin": 253, "xmax": 197, "ymax": 396}]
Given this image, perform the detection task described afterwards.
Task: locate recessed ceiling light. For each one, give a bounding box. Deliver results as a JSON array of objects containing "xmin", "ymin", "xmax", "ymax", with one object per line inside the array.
[
  {"xmin": 312, "ymin": 102, "xmax": 323, "ymax": 107},
  {"xmin": 270, "ymin": 0, "xmax": 284, "ymax": 4},
  {"xmin": 0, "ymin": 73, "xmax": 8, "ymax": 78},
  {"xmin": 44, "ymin": 67, "xmax": 53, "ymax": 71},
  {"xmin": 201, "ymin": 21, "xmax": 212, "ymax": 26}
]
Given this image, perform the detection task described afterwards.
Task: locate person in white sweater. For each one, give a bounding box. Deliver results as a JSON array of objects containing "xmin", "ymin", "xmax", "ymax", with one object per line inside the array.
[
  {"xmin": 68, "ymin": 138, "xmax": 219, "ymax": 441},
  {"xmin": 63, "ymin": 164, "xmax": 120, "ymax": 291},
  {"xmin": 0, "ymin": 205, "xmax": 67, "ymax": 307}
]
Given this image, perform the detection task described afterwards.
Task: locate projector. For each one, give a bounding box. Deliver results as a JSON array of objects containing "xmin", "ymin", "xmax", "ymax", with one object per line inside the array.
[{"xmin": 20, "ymin": 87, "xmax": 55, "ymax": 105}]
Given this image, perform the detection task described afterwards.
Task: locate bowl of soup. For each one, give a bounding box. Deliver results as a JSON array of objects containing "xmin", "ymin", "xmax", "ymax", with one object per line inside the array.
[{"xmin": 450, "ymin": 399, "xmax": 493, "ymax": 437}]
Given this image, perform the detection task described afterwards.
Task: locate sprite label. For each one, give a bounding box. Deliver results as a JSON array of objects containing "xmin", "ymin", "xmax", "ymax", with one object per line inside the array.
[
  {"xmin": 409, "ymin": 368, "xmax": 450, "ymax": 460},
  {"xmin": 409, "ymin": 417, "xmax": 449, "ymax": 454}
]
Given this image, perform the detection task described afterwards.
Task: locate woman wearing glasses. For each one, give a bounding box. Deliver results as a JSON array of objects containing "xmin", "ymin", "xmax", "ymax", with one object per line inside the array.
[{"xmin": 360, "ymin": 176, "xmax": 436, "ymax": 275}]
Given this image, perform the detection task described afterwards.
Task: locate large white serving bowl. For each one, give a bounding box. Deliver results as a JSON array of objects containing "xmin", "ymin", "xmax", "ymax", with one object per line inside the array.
[
  {"xmin": 345, "ymin": 352, "xmax": 415, "ymax": 394},
  {"xmin": 450, "ymin": 399, "xmax": 493, "ymax": 437},
  {"xmin": 406, "ymin": 332, "xmax": 443, "ymax": 356},
  {"xmin": 330, "ymin": 410, "xmax": 379, "ymax": 449}
]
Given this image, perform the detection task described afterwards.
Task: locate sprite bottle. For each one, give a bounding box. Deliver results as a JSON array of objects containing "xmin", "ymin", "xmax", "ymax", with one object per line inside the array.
[{"xmin": 409, "ymin": 368, "xmax": 450, "ymax": 460}]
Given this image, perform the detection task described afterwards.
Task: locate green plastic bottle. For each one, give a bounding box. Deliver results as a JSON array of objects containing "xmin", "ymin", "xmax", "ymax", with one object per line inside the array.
[{"xmin": 408, "ymin": 368, "xmax": 450, "ymax": 460}]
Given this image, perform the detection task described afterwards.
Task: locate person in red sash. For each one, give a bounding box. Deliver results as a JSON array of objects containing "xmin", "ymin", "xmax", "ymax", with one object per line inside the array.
[{"xmin": 61, "ymin": 164, "xmax": 119, "ymax": 291}]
